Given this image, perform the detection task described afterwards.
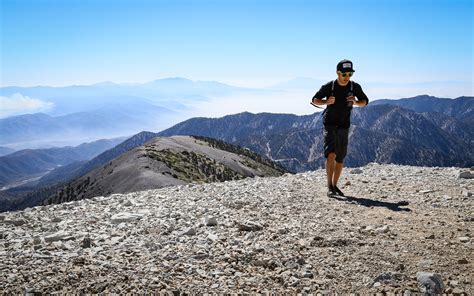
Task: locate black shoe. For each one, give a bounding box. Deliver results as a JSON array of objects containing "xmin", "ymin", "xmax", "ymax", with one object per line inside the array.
[
  {"xmin": 333, "ymin": 185, "xmax": 345, "ymax": 197},
  {"xmin": 327, "ymin": 186, "xmax": 335, "ymax": 197}
]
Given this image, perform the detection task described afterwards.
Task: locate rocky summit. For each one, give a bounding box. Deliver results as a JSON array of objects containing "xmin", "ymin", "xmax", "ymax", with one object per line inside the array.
[{"xmin": 0, "ymin": 163, "xmax": 472, "ymax": 294}]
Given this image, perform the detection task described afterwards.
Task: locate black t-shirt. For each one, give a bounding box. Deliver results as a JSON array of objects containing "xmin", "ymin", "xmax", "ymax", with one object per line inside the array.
[{"xmin": 312, "ymin": 80, "xmax": 369, "ymax": 128}]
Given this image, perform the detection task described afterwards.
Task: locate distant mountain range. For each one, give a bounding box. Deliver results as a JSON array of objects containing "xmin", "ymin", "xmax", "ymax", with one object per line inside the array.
[
  {"xmin": 370, "ymin": 95, "xmax": 474, "ymax": 124},
  {"xmin": 0, "ymin": 77, "xmax": 254, "ymax": 117},
  {"xmin": 0, "ymin": 78, "xmax": 261, "ymax": 149},
  {"xmin": 158, "ymin": 96, "xmax": 473, "ymax": 171},
  {"xmin": 0, "ymin": 102, "xmax": 172, "ymax": 149},
  {"xmin": 1, "ymin": 95, "xmax": 472, "ymax": 212},
  {"xmin": 0, "ymin": 137, "xmax": 126, "ymax": 190}
]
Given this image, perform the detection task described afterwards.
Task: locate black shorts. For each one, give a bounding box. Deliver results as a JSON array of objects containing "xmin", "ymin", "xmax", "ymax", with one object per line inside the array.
[{"xmin": 323, "ymin": 125, "xmax": 349, "ymax": 163}]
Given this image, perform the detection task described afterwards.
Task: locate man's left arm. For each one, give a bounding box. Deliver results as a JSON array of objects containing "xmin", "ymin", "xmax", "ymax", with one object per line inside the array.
[{"xmin": 353, "ymin": 83, "xmax": 369, "ymax": 107}]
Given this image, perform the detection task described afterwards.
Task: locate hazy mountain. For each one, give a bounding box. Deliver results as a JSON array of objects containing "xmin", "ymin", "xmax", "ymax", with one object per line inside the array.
[
  {"xmin": 0, "ymin": 146, "xmax": 15, "ymax": 157},
  {"xmin": 0, "ymin": 138, "xmax": 126, "ymax": 190},
  {"xmin": 26, "ymin": 136, "xmax": 286, "ymax": 208},
  {"xmin": 0, "ymin": 77, "xmax": 254, "ymax": 117},
  {"xmin": 370, "ymin": 95, "xmax": 473, "ymax": 123},
  {"xmin": 0, "ymin": 101, "xmax": 173, "ymax": 149},
  {"xmin": 158, "ymin": 99, "xmax": 473, "ymax": 171}
]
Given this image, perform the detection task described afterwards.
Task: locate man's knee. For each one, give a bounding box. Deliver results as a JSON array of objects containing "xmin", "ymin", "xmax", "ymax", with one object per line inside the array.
[
  {"xmin": 327, "ymin": 152, "xmax": 336, "ymax": 160},
  {"xmin": 335, "ymin": 155, "xmax": 346, "ymax": 163}
]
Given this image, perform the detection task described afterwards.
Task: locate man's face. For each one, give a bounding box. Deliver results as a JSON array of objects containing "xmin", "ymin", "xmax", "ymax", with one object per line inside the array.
[{"xmin": 337, "ymin": 71, "xmax": 353, "ymax": 83}]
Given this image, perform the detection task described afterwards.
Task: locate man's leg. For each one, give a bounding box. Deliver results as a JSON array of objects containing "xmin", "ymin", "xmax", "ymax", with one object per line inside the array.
[
  {"xmin": 332, "ymin": 161, "xmax": 344, "ymax": 187},
  {"xmin": 332, "ymin": 127, "xmax": 349, "ymax": 196},
  {"xmin": 326, "ymin": 152, "xmax": 336, "ymax": 188}
]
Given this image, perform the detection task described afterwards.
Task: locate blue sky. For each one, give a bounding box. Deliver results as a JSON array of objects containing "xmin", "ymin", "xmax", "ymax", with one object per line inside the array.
[{"xmin": 1, "ymin": 0, "xmax": 473, "ymax": 95}]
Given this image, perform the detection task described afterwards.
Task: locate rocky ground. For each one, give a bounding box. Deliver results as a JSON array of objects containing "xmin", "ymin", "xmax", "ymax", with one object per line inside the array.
[{"xmin": 1, "ymin": 163, "xmax": 472, "ymax": 294}]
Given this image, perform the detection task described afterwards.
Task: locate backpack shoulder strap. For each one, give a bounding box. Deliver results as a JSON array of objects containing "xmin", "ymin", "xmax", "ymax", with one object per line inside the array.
[{"xmin": 331, "ymin": 80, "xmax": 335, "ymax": 96}]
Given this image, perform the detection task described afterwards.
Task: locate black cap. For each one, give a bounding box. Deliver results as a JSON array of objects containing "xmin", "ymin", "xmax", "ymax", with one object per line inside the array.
[{"xmin": 337, "ymin": 59, "xmax": 355, "ymax": 73}]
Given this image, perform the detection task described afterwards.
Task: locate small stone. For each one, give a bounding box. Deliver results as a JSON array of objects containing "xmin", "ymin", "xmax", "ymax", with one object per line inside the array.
[
  {"xmin": 377, "ymin": 225, "xmax": 390, "ymax": 234},
  {"xmin": 24, "ymin": 287, "xmax": 42, "ymax": 295},
  {"xmin": 7, "ymin": 274, "xmax": 17, "ymax": 283},
  {"xmin": 237, "ymin": 221, "xmax": 263, "ymax": 231},
  {"xmin": 461, "ymin": 190, "xmax": 472, "ymax": 197},
  {"xmin": 123, "ymin": 200, "xmax": 133, "ymax": 206},
  {"xmin": 81, "ymin": 236, "xmax": 92, "ymax": 248},
  {"xmin": 416, "ymin": 272, "xmax": 444, "ymax": 294},
  {"xmin": 110, "ymin": 212, "xmax": 144, "ymax": 223},
  {"xmin": 204, "ymin": 216, "xmax": 218, "ymax": 226},
  {"xmin": 182, "ymin": 227, "xmax": 196, "ymax": 236},
  {"xmin": 453, "ymin": 288, "xmax": 464, "ymax": 294},
  {"xmin": 425, "ymin": 234, "xmax": 435, "ymax": 239},
  {"xmin": 2, "ymin": 219, "xmax": 26, "ymax": 226},
  {"xmin": 373, "ymin": 282, "xmax": 382, "ymax": 288},
  {"xmin": 207, "ymin": 233, "xmax": 218, "ymax": 241},
  {"xmin": 458, "ymin": 258, "xmax": 469, "ymax": 264},
  {"xmin": 459, "ymin": 171, "xmax": 473, "ymax": 179},
  {"xmin": 44, "ymin": 231, "xmax": 74, "ymax": 242},
  {"xmin": 351, "ymin": 168, "xmax": 363, "ymax": 174},
  {"xmin": 458, "ymin": 237, "xmax": 470, "ymax": 243}
]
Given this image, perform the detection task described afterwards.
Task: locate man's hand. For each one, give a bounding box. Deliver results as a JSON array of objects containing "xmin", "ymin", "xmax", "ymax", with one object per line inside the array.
[
  {"xmin": 327, "ymin": 96, "xmax": 335, "ymax": 105},
  {"xmin": 346, "ymin": 96, "xmax": 356, "ymax": 104}
]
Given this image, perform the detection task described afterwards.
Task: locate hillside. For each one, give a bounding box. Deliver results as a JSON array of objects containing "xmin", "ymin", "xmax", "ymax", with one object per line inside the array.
[
  {"xmin": 42, "ymin": 136, "xmax": 286, "ymax": 206},
  {"xmin": 0, "ymin": 163, "xmax": 472, "ymax": 294},
  {"xmin": 0, "ymin": 138, "xmax": 125, "ymax": 189}
]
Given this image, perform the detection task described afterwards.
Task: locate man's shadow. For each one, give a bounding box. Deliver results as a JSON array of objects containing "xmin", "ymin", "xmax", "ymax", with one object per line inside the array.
[{"xmin": 329, "ymin": 194, "xmax": 411, "ymax": 212}]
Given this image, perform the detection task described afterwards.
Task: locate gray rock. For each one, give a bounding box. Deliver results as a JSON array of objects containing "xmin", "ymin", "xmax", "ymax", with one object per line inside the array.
[
  {"xmin": 2, "ymin": 219, "xmax": 26, "ymax": 226},
  {"xmin": 207, "ymin": 233, "xmax": 218, "ymax": 241},
  {"xmin": 44, "ymin": 231, "xmax": 75, "ymax": 242},
  {"xmin": 458, "ymin": 237, "xmax": 470, "ymax": 243},
  {"xmin": 351, "ymin": 168, "xmax": 363, "ymax": 174},
  {"xmin": 204, "ymin": 216, "xmax": 218, "ymax": 226},
  {"xmin": 459, "ymin": 171, "xmax": 473, "ymax": 179},
  {"xmin": 416, "ymin": 272, "xmax": 444, "ymax": 294},
  {"xmin": 123, "ymin": 200, "xmax": 133, "ymax": 206},
  {"xmin": 371, "ymin": 271, "xmax": 402, "ymax": 287},
  {"xmin": 237, "ymin": 221, "xmax": 263, "ymax": 231},
  {"xmin": 110, "ymin": 212, "xmax": 144, "ymax": 223},
  {"xmin": 182, "ymin": 227, "xmax": 196, "ymax": 236}
]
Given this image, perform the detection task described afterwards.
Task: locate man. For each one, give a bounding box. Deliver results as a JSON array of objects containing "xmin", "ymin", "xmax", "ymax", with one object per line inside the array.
[{"xmin": 311, "ymin": 59, "xmax": 369, "ymax": 197}]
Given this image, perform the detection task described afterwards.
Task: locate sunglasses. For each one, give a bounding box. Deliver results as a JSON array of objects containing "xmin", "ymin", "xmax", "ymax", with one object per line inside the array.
[{"xmin": 338, "ymin": 71, "xmax": 353, "ymax": 77}]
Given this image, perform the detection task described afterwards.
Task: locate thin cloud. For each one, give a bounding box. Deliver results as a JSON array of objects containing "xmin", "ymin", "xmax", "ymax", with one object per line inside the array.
[{"xmin": 0, "ymin": 93, "xmax": 54, "ymax": 118}]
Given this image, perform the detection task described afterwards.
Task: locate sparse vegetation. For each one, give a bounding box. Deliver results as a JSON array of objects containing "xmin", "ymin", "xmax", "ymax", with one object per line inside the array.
[
  {"xmin": 145, "ymin": 149, "xmax": 246, "ymax": 183},
  {"xmin": 191, "ymin": 135, "xmax": 288, "ymax": 173}
]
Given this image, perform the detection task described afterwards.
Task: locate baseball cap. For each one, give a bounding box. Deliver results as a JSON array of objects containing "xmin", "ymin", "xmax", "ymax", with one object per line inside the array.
[{"xmin": 337, "ymin": 59, "xmax": 355, "ymax": 73}]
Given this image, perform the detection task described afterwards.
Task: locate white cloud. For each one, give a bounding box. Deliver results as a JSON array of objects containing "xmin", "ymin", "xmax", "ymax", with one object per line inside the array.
[{"xmin": 0, "ymin": 93, "xmax": 54, "ymax": 118}]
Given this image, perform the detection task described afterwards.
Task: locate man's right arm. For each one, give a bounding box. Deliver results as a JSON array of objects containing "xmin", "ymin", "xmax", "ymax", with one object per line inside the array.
[{"xmin": 312, "ymin": 83, "xmax": 334, "ymax": 105}]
